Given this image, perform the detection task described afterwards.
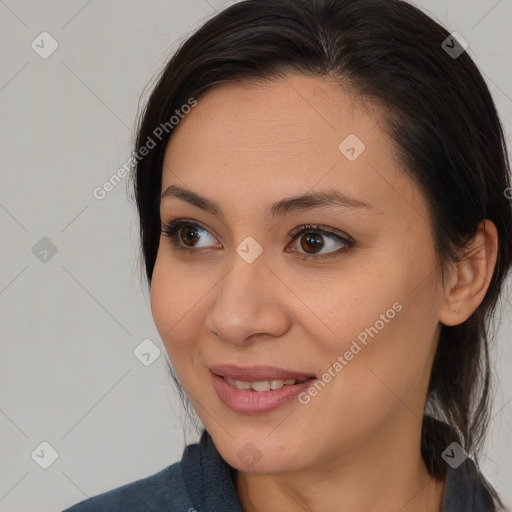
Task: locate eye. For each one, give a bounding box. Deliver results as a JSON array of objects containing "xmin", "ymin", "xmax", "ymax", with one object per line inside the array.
[
  {"xmin": 286, "ymin": 224, "xmax": 354, "ymax": 260},
  {"xmin": 161, "ymin": 219, "xmax": 219, "ymax": 252},
  {"xmin": 161, "ymin": 219, "xmax": 354, "ymax": 259}
]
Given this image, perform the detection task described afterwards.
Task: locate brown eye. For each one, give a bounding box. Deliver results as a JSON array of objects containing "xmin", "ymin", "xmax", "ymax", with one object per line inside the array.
[
  {"xmin": 178, "ymin": 225, "xmax": 201, "ymax": 247},
  {"xmin": 287, "ymin": 224, "xmax": 354, "ymax": 260},
  {"xmin": 299, "ymin": 232, "xmax": 325, "ymax": 254},
  {"xmin": 162, "ymin": 220, "xmax": 218, "ymax": 251},
  {"xmin": 162, "ymin": 219, "xmax": 354, "ymax": 260}
]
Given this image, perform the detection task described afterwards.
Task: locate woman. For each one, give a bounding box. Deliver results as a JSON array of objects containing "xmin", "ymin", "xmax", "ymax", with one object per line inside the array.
[{"xmin": 63, "ymin": 0, "xmax": 512, "ymax": 510}]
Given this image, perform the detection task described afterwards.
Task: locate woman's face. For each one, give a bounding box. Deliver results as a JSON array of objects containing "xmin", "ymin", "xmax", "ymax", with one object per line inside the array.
[{"xmin": 150, "ymin": 74, "xmax": 447, "ymax": 474}]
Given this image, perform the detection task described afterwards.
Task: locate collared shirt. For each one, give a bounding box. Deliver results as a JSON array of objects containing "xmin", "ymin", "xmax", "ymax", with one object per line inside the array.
[{"xmin": 62, "ymin": 429, "xmax": 496, "ymax": 511}]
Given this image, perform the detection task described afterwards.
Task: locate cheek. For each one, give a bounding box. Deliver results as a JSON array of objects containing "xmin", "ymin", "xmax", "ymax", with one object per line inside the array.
[
  {"xmin": 289, "ymin": 265, "xmax": 401, "ymax": 353},
  {"xmin": 321, "ymin": 282, "xmax": 438, "ymax": 430},
  {"xmin": 303, "ymin": 255, "xmax": 438, "ymax": 397},
  {"xmin": 149, "ymin": 252, "xmax": 207, "ymax": 360}
]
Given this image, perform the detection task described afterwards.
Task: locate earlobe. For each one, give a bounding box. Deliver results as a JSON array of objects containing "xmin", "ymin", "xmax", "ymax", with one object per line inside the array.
[{"xmin": 438, "ymin": 220, "xmax": 498, "ymax": 327}]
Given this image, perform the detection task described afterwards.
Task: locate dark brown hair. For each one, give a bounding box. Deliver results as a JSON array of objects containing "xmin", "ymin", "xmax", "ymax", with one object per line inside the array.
[{"xmin": 131, "ymin": 0, "xmax": 512, "ymax": 508}]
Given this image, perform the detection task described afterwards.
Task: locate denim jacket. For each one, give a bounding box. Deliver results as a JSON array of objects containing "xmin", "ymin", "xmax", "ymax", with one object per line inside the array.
[{"xmin": 62, "ymin": 429, "xmax": 496, "ymax": 512}]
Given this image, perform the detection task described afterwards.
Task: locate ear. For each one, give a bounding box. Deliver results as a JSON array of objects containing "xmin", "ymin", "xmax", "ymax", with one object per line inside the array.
[{"xmin": 439, "ymin": 219, "xmax": 498, "ymax": 327}]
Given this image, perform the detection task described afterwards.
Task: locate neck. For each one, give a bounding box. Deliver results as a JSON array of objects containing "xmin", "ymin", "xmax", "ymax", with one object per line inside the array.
[{"xmin": 235, "ymin": 415, "xmax": 446, "ymax": 512}]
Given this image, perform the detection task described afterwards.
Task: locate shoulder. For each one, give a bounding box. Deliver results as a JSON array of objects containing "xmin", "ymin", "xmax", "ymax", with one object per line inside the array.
[{"xmin": 61, "ymin": 461, "xmax": 194, "ymax": 512}]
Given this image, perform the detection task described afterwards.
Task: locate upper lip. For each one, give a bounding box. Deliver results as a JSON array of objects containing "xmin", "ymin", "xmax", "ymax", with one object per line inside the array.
[{"xmin": 210, "ymin": 364, "xmax": 315, "ymax": 382}]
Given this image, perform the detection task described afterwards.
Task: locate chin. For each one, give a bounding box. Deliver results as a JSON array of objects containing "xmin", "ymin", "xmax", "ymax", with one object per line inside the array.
[{"xmin": 208, "ymin": 427, "xmax": 310, "ymax": 474}]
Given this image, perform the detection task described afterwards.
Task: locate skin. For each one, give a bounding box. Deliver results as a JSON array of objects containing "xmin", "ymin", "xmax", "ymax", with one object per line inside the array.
[{"xmin": 149, "ymin": 74, "xmax": 498, "ymax": 512}]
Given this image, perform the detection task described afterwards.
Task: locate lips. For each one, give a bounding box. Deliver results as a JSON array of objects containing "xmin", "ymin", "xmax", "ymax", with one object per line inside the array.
[
  {"xmin": 209, "ymin": 364, "xmax": 315, "ymax": 382},
  {"xmin": 211, "ymin": 371, "xmax": 317, "ymax": 414}
]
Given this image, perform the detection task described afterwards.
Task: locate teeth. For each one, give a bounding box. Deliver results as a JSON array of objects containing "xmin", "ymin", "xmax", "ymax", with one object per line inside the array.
[
  {"xmin": 270, "ymin": 379, "xmax": 285, "ymax": 389},
  {"xmin": 224, "ymin": 376, "xmax": 299, "ymax": 391},
  {"xmin": 251, "ymin": 380, "xmax": 271, "ymax": 391}
]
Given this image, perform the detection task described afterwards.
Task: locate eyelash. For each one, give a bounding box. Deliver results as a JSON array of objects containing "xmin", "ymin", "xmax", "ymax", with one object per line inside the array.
[{"xmin": 161, "ymin": 219, "xmax": 354, "ymax": 260}]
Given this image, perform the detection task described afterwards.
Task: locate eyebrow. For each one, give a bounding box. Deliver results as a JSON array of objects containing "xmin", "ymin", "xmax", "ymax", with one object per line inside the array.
[{"xmin": 160, "ymin": 184, "xmax": 373, "ymax": 219}]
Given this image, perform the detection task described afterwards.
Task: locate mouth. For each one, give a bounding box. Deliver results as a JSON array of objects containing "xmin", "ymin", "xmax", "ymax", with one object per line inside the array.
[
  {"xmin": 209, "ymin": 364, "xmax": 317, "ymax": 413},
  {"xmin": 221, "ymin": 375, "xmax": 311, "ymax": 391},
  {"xmin": 209, "ymin": 364, "xmax": 315, "ymax": 388}
]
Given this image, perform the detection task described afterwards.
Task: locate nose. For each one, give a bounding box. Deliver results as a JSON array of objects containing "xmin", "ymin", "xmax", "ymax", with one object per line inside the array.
[{"xmin": 204, "ymin": 251, "xmax": 291, "ymax": 346}]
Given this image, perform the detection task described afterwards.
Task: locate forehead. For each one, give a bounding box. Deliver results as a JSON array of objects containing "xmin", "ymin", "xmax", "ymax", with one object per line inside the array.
[
  {"xmin": 161, "ymin": 74, "xmax": 429, "ymax": 223},
  {"xmin": 166, "ymin": 75, "xmax": 372, "ymax": 163}
]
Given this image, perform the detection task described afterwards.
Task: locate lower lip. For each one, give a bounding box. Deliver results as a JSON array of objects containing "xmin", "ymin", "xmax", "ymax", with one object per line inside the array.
[{"xmin": 211, "ymin": 373, "xmax": 316, "ymax": 414}]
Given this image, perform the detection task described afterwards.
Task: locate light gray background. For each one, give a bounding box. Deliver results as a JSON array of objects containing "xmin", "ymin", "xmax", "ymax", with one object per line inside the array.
[{"xmin": 0, "ymin": 1, "xmax": 511, "ymax": 511}]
